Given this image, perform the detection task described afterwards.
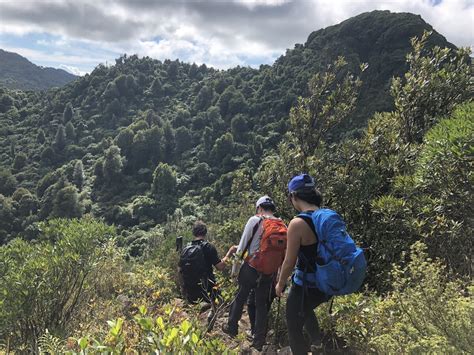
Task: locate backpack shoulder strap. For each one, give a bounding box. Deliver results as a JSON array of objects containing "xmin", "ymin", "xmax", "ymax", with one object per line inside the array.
[
  {"xmin": 242, "ymin": 216, "xmax": 263, "ymax": 258},
  {"xmin": 180, "ymin": 242, "xmax": 192, "ymax": 255},
  {"xmin": 296, "ymin": 212, "xmax": 318, "ymax": 242},
  {"xmin": 196, "ymin": 240, "xmax": 210, "ymax": 257},
  {"xmin": 296, "ymin": 212, "xmax": 319, "ymax": 273},
  {"xmin": 190, "ymin": 239, "xmax": 203, "ymax": 246}
]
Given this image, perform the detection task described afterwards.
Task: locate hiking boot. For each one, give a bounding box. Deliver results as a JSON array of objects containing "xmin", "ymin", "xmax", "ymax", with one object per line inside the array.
[
  {"xmin": 250, "ymin": 341, "xmax": 263, "ymax": 352},
  {"xmin": 222, "ymin": 323, "xmax": 238, "ymax": 338},
  {"xmin": 206, "ymin": 310, "xmax": 215, "ymax": 324},
  {"xmin": 200, "ymin": 301, "xmax": 211, "ymax": 312},
  {"xmin": 277, "ymin": 346, "xmax": 292, "ymax": 355},
  {"xmin": 310, "ymin": 343, "xmax": 324, "ymax": 354}
]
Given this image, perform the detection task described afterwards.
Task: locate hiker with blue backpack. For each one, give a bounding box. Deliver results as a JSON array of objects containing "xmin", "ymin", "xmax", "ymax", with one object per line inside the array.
[{"xmin": 275, "ymin": 174, "xmax": 366, "ymax": 355}]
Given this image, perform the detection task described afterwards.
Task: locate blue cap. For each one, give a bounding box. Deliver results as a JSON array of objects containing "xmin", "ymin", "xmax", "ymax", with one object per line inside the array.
[{"xmin": 288, "ymin": 174, "xmax": 315, "ymax": 193}]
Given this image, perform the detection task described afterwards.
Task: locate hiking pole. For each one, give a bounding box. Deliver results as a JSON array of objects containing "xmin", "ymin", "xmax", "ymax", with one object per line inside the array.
[
  {"xmin": 274, "ymin": 295, "xmax": 282, "ymax": 347},
  {"xmin": 206, "ymin": 288, "xmax": 241, "ymax": 334},
  {"xmin": 206, "ymin": 294, "xmax": 217, "ymax": 333},
  {"xmin": 328, "ymin": 297, "xmax": 334, "ymax": 316},
  {"xmin": 176, "ymin": 236, "xmax": 183, "ymax": 252}
]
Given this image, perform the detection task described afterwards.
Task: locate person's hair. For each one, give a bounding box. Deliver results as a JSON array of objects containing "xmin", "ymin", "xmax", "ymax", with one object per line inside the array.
[
  {"xmin": 293, "ymin": 188, "xmax": 323, "ymax": 207},
  {"xmin": 192, "ymin": 220, "xmax": 207, "ymax": 237},
  {"xmin": 258, "ymin": 202, "xmax": 276, "ymax": 213}
]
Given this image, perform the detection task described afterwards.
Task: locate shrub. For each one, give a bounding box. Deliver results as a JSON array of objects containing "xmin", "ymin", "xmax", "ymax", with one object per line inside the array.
[
  {"xmin": 317, "ymin": 242, "xmax": 473, "ymax": 354},
  {"xmin": 0, "ymin": 218, "xmax": 115, "ymax": 351},
  {"xmin": 130, "ymin": 195, "xmax": 159, "ymax": 224},
  {"xmin": 64, "ymin": 258, "xmax": 177, "ymax": 345},
  {"xmin": 365, "ymin": 195, "xmax": 418, "ymax": 290},
  {"xmin": 391, "ymin": 31, "xmax": 471, "ymax": 143},
  {"xmin": 73, "ymin": 306, "xmax": 236, "ymax": 354},
  {"xmin": 416, "ymin": 102, "xmax": 473, "ymax": 219}
]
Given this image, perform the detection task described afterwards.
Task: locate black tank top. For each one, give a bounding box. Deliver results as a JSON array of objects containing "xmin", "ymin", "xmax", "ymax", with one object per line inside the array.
[
  {"xmin": 296, "ymin": 243, "xmax": 318, "ymax": 272},
  {"xmin": 296, "ymin": 213, "xmax": 320, "ymax": 272}
]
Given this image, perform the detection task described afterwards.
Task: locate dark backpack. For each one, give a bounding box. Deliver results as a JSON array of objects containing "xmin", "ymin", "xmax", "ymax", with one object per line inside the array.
[
  {"xmin": 294, "ymin": 209, "xmax": 366, "ymax": 295},
  {"xmin": 178, "ymin": 241, "xmax": 208, "ymax": 288}
]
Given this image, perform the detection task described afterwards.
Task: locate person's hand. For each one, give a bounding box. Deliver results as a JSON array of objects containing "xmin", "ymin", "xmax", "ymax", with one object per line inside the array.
[
  {"xmin": 227, "ymin": 245, "xmax": 238, "ymax": 256},
  {"xmin": 230, "ymin": 259, "xmax": 241, "ymax": 280},
  {"xmin": 275, "ymin": 281, "xmax": 285, "ymax": 297},
  {"xmin": 223, "ymin": 245, "xmax": 238, "ymax": 262}
]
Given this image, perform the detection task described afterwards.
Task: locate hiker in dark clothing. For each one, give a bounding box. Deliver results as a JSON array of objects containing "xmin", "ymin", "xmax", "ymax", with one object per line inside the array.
[
  {"xmin": 246, "ymin": 277, "xmax": 277, "ymax": 339},
  {"xmin": 275, "ymin": 174, "xmax": 331, "ymax": 355},
  {"xmin": 179, "ymin": 221, "xmax": 236, "ymax": 304},
  {"xmin": 223, "ymin": 196, "xmax": 287, "ymax": 352}
]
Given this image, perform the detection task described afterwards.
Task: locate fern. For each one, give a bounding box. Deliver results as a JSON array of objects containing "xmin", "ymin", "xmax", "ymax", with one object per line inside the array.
[
  {"xmin": 38, "ymin": 330, "xmax": 65, "ymax": 354},
  {"xmin": 0, "ymin": 330, "xmax": 8, "ymax": 352}
]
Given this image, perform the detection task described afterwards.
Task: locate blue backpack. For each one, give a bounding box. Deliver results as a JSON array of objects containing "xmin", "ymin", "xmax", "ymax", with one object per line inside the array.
[{"xmin": 293, "ymin": 208, "xmax": 366, "ymax": 295}]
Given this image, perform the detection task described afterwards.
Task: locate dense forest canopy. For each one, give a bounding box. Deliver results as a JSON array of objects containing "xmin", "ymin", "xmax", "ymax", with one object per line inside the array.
[
  {"xmin": 0, "ymin": 11, "xmax": 454, "ymax": 244},
  {"xmin": 0, "ymin": 10, "xmax": 472, "ymax": 354}
]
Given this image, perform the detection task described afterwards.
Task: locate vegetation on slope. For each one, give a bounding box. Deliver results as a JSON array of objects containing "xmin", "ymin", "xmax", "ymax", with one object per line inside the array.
[
  {"xmin": 0, "ymin": 11, "xmax": 455, "ymax": 248},
  {"xmin": 0, "ymin": 49, "xmax": 77, "ymax": 91},
  {"xmin": 0, "ymin": 10, "xmax": 472, "ymax": 353}
]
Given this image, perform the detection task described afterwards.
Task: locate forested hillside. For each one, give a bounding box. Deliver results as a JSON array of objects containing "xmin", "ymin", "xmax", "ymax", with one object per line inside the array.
[
  {"xmin": 0, "ymin": 11, "xmax": 453, "ymax": 245},
  {"xmin": 0, "ymin": 49, "xmax": 77, "ymax": 91},
  {"xmin": 0, "ymin": 10, "xmax": 472, "ymax": 354}
]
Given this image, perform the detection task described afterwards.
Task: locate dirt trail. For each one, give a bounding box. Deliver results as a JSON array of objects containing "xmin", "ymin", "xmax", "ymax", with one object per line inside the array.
[
  {"xmin": 188, "ymin": 299, "xmax": 351, "ymax": 354},
  {"xmin": 196, "ymin": 303, "xmax": 287, "ymax": 354}
]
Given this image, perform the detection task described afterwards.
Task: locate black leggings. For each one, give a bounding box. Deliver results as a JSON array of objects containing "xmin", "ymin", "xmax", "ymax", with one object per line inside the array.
[{"xmin": 286, "ymin": 283, "xmax": 330, "ymax": 355}]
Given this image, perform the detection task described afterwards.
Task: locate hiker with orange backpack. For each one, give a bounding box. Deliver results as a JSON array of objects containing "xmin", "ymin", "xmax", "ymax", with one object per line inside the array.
[{"xmin": 223, "ymin": 196, "xmax": 287, "ymax": 351}]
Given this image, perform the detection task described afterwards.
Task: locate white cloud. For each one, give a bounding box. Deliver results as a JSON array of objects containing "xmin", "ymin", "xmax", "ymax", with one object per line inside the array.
[
  {"xmin": 233, "ymin": 0, "xmax": 291, "ymax": 9},
  {"xmin": 0, "ymin": 0, "xmax": 471, "ymax": 72},
  {"xmin": 36, "ymin": 37, "xmax": 69, "ymax": 47},
  {"xmin": 58, "ymin": 64, "xmax": 87, "ymax": 76},
  {"xmin": 0, "ymin": 45, "xmax": 105, "ymax": 65}
]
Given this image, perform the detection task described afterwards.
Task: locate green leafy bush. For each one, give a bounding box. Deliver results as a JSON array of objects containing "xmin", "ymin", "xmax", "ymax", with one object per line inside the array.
[
  {"xmin": 317, "ymin": 242, "xmax": 473, "ymax": 354},
  {"xmin": 0, "ymin": 218, "xmax": 115, "ymax": 351},
  {"xmin": 73, "ymin": 305, "xmax": 236, "ymax": 354},
  {"xmin": 364, "ymin": 195, "xmax": 418, "ymax": 289},
  {"xmin": 391, "ymin": 31, "xmax": 471, "ymax": 143},
  {"xmin": 416, "ymin": 102, "xmax": 473, "ymax": 217}
]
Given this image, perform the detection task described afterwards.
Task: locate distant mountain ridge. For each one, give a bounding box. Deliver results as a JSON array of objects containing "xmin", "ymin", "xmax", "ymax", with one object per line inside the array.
[{"xmin": 0, "ymin": 49, "xmax": 77, "ymax": 91}]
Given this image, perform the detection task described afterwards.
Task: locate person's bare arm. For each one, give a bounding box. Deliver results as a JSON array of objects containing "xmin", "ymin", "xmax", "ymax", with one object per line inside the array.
[
  {"xmin": 227, "ymin": 244, "xmax": 238, "ymax": 257},
  {"xmin": 275, "ymin": 218, "xmax": 305, "ymax": 296},
  {"xmin": 214, "ymin": 245, "xmax": 238, "ymax": 271}
]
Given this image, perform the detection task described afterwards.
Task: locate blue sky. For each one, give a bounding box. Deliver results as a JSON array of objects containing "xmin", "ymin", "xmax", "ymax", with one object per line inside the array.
[{"xmin": 0, "ymin": 0, "xmax": 472, "ymax": 75}]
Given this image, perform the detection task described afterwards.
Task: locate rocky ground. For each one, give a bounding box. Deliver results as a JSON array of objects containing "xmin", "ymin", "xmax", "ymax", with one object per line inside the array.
[{"xmin": 184, "ymin": 296, "xmax": 352, "ymax": 354}]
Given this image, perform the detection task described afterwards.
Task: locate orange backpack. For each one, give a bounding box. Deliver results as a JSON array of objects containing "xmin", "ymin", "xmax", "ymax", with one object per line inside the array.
[{"xmin": 246, "ymin": 216, "xmax": 288, "ymax": 275}]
